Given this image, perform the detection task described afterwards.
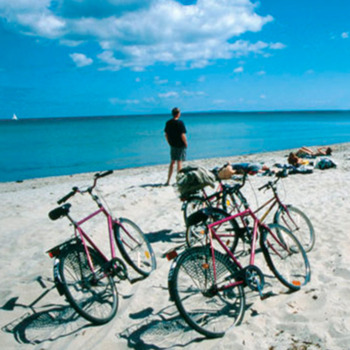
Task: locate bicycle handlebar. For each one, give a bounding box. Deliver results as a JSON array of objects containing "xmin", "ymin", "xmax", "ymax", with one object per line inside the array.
[
  {"xmin": 94, "ymin": 170, "xmax": 113, "ymax": 179},
  {"xmin": 257, "ymin": 169, "xmax": 288, "ymax": 192},
  {"xmin": 57, "ymin": 187, "xmax": 78, "ymax": 204},
  {"xmin": 57, "ymin": 170, "xmax": 114, "ymax": 204}
]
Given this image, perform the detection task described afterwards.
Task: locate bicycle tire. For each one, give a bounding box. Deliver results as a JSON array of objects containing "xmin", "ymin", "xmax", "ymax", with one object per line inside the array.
[
  {"xmin": 274, "ymin": 205, "xmax": 315, "ymax": 252},
  {"xmin": 260, "ymin": 223, "xmax": 311, "ymax": 291},
  {"xmin": 186, "ymin": 208, "xmax": 241, "ymax": 253},
  {"xmin": 114, "ymin": 218, "xmax": 156, "ymax": 277},
  {"xmin": 183, "ymin": 196, "xmax": 207, "ymax": 225},
  {"xmin": 221, "ymin": 190, "xmax": 253, "ymax": 250},
  {"xmin": 168, "ymin": 246, "xmax": 245, "ymax": 338},
  {"xmin": 221, "ymin": 188, "xmax": 247, "ymax": 214},
  {"xmin": 58, "ymin": 244, "xmax": 118, "ymax": 324},
  {"xmin": 222, "ymin": 190, "xmax": 236, "ymax": 214}
]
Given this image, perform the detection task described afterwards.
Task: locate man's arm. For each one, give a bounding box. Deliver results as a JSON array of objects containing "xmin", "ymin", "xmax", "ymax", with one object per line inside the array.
[
  {"xmin": 165, "ymin": 132, "xmax": 170, "ymax": 145},
  {"xmin": 181, "ymin": 133, "xmax": 188, "ymax": 148}
]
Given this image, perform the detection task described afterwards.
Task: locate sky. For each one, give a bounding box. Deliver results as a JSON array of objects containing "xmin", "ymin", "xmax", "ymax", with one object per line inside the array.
[{"xmin": 0, "ymin": 0, "xmax": 349, "ymax": 119}]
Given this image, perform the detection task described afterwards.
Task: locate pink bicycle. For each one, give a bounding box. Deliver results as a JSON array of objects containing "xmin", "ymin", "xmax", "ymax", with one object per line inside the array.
[
  {"xmin": 167, "ymin": 198, "xmax": 310, "ymax": 338},
  {"xmin": 47, "ymin": 171, "xmax": 156, "ymax": 324}
]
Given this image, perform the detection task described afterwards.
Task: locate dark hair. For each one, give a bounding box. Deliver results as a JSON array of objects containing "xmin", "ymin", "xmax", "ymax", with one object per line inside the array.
[
  {"xmin": 172, "ymin": 107, "xmax": 180, "ymax": 117},
  {"xmin": 288, "ymin": 152, "xmax": 298, "ymax": 166},
  {"xmin": 326, "ymin": 147, "xmax": 332, "ymax": 155}
]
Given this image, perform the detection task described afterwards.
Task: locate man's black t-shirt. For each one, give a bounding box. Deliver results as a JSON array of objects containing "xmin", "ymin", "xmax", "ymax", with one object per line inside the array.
[{"xmin": 164, "ymin": 119, "xmax": 187, "ymax": 148}]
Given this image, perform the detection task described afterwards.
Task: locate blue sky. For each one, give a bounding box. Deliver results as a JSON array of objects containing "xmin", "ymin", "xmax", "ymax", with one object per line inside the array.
[{"xmin": 0, "ymin": 0, "xmax": 349, "ymax": 119}]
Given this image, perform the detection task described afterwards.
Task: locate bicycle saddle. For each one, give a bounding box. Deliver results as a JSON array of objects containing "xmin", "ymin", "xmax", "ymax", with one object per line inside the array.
[
  {"xmin": 49, "ymin": 204, "xmax": 72, "ymax": 221},
  {"xmin": 186, "ymin": 207, "xmax": 228, "ymax": 226}
]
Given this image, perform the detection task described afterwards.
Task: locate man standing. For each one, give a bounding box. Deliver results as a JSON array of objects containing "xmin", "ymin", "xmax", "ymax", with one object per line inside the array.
[{"xmin": 164, "ymin": 107, "xmax": 188, "ymax": 185}]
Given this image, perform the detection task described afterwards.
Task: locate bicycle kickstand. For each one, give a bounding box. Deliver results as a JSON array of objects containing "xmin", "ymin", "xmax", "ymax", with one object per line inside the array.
[
  {"xmin": 129, "ymin": 276, "xmax": 146, "ymax": 284},
  {"xmin": 255, "ymin": 280, "xmax": 274, "ymax": 301}
]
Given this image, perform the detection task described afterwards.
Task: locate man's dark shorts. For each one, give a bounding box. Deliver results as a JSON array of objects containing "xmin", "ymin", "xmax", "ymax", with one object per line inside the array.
[{"xmin": 171, "ymin": 147, "xmax": 186, "ymax": 161}]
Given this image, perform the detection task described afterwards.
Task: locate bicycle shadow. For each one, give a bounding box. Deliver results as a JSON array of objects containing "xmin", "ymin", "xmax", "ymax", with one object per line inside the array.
[
  {"xmin": 139, "ymin": 183, "xmax": 165, "ymax": 188},
  {"xmin": 146, "ymin": 229, "xmax": 184, "ymax": 244},
  {"xmin": 117, "ymin": 282, "xmax": 278, "ymax": 350},
  {"xmin": 1, "ymin": 277, "xmax": 91, "ymax": 345},
  {"xmin": 118, "ymin": 305, "xmax": 206, "ymax": 349}
]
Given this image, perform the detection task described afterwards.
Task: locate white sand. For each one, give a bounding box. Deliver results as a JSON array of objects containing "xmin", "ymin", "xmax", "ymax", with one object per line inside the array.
[{"xmin": 0, "ymin": 143, "xmax": 349, "ymax": 350}]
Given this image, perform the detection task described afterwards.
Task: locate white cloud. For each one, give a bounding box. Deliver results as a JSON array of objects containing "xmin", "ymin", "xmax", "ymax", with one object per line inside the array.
[
  {"xmin": 257, "ymin": 70, "xmax": 266, "ymax": 75},
  {"xmin": 143, "ymin": 97, "xmax": 156, "ymax": 103},
  {"xmin": 97, "ymin": 51, "xmax": 123, "ymax": 71},
  {"xmin": 16, "ymin": 12, "xmax": 65, "ymax": 38},
  {"xmin": 234, "ymin": 66, "xmax": 244, "ymax": 73},
  {"xmin": 341, "ymin": 32, "xmax": 349, "ymax": 39},
  {"xmin": 269, "ymin": 42, "xmax": 286, "ymax": 49},
  {"xmin": 69, "ymin": 53, "xmax": 93, "ymax": 67},
  {"xmin": 260, "ymin": 94, "xmax": 266, "ymax": 99},
  {"xmin": 60, "ymin": 39, "xmax": 84, "ymax": 47},
  {"xmin": 182, "ymin": 90, "xmax": 206, "ymax": 97},
  {"xmin": 213, "ymin": 99, "xmax": 226, "ymax": 104},
  {"xmin": 109, "ymin": 97, "xmax": 140, "ymax": 104},
  {"xmin": 0, "ymin": 0, "xmax": 282, "ymax": 70},
  {"xmin": 154, "ymin": 76, "xmax": 168, "ymax": 84},
  {"xmin": 158, "ymin": 91, "xmax": 179, "ymax": 98}
]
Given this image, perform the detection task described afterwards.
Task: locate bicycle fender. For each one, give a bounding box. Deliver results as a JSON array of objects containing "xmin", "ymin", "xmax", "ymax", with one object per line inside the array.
[
  {"xmin": 53, "ymin": 258, "xmax": 65, "ymax": 296},
  {"xmin": 167, "ymin": 257, "xmax": 180, "ymax": 302}
]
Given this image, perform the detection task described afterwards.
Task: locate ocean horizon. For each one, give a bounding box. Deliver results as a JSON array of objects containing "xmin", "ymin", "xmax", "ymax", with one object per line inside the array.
[{"xmin": 1, "ymin": 110, "xmax": 349, "ymax": 182}]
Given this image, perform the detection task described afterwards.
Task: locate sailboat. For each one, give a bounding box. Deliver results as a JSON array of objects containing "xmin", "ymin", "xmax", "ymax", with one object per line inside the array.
[{"xmin": 12, "ymin": 113, "xmax": 18, "ymax": 120}]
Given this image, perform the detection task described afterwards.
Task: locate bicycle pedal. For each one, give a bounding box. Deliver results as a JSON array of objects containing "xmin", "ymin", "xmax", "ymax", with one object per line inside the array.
[{"xmin": 108, "ymin": 258, "xmax": 128, "ymax": 280}]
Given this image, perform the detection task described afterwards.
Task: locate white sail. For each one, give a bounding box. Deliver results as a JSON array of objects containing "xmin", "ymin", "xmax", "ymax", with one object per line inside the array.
[{"xmin": 12, "ymin": 114, "xmax": 18, "ymax": 120}]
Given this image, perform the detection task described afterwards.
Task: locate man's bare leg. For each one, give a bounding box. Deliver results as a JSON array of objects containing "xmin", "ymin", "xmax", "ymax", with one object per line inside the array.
[
  {"xmin": 177, "ymin": 160, "xmax": 183, "ymax": 173},
  {"xmin": 166, "ymin": 160, "xmax": 175, "ymax": 185}
]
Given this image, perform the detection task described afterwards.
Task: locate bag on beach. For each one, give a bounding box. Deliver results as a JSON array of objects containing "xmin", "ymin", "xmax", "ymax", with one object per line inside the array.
[
  {"xmin": 176, "ymin": 165, "xmax": 216, "ymax": 197},
  {"xmin": 315, "ymin": 158, "xmax": 337, "ymax": 170}
]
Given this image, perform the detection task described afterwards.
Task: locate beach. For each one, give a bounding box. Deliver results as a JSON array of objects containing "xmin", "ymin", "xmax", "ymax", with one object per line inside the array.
[{"xmin": 0, "ymin": 143, "xmax": 349, "ymax": 350}]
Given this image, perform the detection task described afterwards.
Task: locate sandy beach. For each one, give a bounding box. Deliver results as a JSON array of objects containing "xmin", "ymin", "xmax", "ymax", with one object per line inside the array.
[{"xmin": 1, "ymin": 143, "xmax": 349, "ymax": 350}]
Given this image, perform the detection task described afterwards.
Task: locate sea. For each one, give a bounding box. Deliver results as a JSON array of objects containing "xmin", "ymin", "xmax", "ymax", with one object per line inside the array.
[{"xmin": 1, "ymin": 111, "xmax": 349, "ymax": 182}]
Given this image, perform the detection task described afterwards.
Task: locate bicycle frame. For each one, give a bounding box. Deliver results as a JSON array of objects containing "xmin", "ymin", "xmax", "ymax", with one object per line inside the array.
[
  {"xmin": 206, "ymin": 207, "xmax": 280, "ymax": 292},
  {"xmin": 182, "ymin": 182, "xmax": 224, "ymax": 210},
  {"xmin": 225, "ymin": 177, "xmax": 291, "ymax": 232},
  {"xmin": 68, "ymin": 206, "xmax": 117, "ymax": 273}
]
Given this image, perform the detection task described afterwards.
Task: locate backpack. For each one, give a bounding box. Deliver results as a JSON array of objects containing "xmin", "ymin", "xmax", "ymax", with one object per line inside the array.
[
  {"xmin": 315, "ymin": 158, "xmax": 337, "ymax": 170},
  {"xmin": 176, "ymin": 165, "xmax": 216, "ymax": 197}
]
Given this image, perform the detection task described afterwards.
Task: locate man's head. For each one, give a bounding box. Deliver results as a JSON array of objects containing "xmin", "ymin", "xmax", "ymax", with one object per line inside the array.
[{"xmin": 172, "ymin": 107, "xmax": 181, "ymax": 118}]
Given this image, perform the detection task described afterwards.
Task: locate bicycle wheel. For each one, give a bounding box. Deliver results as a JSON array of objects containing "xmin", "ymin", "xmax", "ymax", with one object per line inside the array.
[
  {"xmin": 168, "ymin": 246, "xmax": 245, "ymax": 338},
  {"xmin": 274, "ymin": 205, "xmax": 315, "ymax": 252},
  {"xmin": 114, "ymin": 218, "xmax": 156, "ymax": 277},
  {"xmin": 222, "ymin": 190, "xmax": 238, "ymax": 214},
  {"xmin": 260, "ymin": 224, "xmax": 311, "ymax": 291},
  {"xmin": 58, "ymin": 244, "xmax": 118, "ymax": 324},
  {"xmin": 186, "ymin": 208, "xmax": 241, "ymax": 253},
  {"xmin": 183, "ymin": 196, "xmax": 206, "ymax": 225}
]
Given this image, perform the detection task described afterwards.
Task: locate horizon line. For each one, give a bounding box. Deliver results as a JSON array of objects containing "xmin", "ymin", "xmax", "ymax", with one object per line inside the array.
[{"xmin": 1, "ymin": 108, "xmax": 350, "ymax": 121}]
